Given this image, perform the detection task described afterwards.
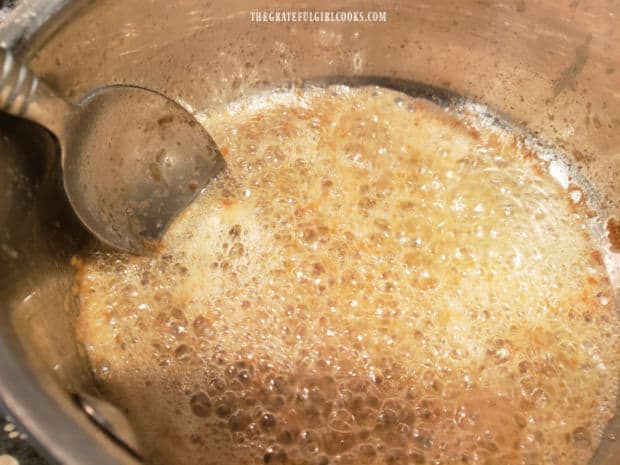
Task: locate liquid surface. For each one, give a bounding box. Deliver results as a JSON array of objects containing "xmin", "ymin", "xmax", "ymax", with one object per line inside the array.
[{"xmin": 73, "ymin": 86, "xmax": 619, "ymax": 465}]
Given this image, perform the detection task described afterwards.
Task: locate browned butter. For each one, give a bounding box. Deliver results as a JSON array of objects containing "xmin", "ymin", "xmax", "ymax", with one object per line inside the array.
[{"xmin": 74, "ymin": 86, "xmax": 619, "ymax": 465}]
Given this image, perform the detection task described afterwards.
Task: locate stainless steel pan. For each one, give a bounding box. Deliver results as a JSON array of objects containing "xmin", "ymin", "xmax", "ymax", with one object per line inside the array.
[{"xmin": 0, "ymin": 1, "xmax": 618, "ymax": 464}]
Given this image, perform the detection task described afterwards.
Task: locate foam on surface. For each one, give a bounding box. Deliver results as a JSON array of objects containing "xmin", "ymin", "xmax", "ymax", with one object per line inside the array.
[{"xmin": 74, "ymin": 86, "xmax": 619, "ymax": 465}]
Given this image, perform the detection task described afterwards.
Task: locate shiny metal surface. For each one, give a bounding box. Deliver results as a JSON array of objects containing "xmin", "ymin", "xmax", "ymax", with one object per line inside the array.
[
  {"xmin": 0, "ymin": 1, "xmax": 618, "ymax": 465},
  {"xmin": 73, "ymin": 392, "xmax": 142, "ymax": 459},
  {"xmin": 0, "ymin": 47, "xmax": 225, "ymax": 254},
  {"xmin": 0, "ymin": 0, "xmax": 75, "ymax": 54},
  {"xmin": 0, "ymin": 47, "xmax": 74, "ymax": 135},
  {"xmin": 63, "ymin": 83, "xmax": 225, "ymax": 254}
]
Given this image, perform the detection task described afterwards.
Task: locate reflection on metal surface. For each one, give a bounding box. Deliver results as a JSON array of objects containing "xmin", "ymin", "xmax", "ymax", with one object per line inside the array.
[
  {"xmin": 0, "ymin": 47, "xmax": 226, "ymax": 254},
  {"xmin": 73, "ymin": 394, "xmax": 142, "ymax": 460},
  {"xmin": 0, "ymin": 0, "xmax": 618, "ymax": 465}
]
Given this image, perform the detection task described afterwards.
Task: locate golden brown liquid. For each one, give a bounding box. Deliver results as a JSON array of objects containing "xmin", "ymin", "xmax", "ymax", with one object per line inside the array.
[{"xmin": 74, "ymin": 86, "xmax": 619, "ymax": 465}]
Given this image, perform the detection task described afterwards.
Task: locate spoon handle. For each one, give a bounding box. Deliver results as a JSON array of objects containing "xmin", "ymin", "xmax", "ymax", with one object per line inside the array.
[{"xmin": 0, "ymin": 47, "xmax": 74, "ymax": 136}]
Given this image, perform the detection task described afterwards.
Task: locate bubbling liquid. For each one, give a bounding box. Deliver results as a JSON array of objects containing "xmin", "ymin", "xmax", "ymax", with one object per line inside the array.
[{"xmin": 73, "ymin": 86, "xmax": 619, "ymax": 465}]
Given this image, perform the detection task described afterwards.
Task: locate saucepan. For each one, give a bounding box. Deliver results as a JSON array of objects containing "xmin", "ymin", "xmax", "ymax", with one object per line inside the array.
[{"xmin": 0, "ymin": 1, "xmax": 618, "ymax": 464}]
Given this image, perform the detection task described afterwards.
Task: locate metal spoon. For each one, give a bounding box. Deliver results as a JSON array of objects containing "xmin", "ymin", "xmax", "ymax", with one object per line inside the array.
[{"xmin": 0, "ymin": 48, "xmax": 225, "ymax": 254}]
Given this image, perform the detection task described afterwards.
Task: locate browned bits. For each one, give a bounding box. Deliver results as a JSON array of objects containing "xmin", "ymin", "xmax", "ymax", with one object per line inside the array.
[
  {"xmin": 607, "ymin": 217, "xmax": 620, "ymax": 250},
  {"xmin": 157, "ymin": 115, "xmax": 174, "ymax": 126},
  {"xmin": 74, "ymin": 86, "xmax": 618, "ymax": 465},
  {"xmin": 229, "ymin": 224, "xmax": 242, "ymax": 237}
]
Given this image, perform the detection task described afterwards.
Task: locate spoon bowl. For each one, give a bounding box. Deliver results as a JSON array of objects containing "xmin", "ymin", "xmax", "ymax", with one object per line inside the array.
[
  {"xmin": 64, "ymin": 85, "xmax": 225, "ymax": 253},
  {"xmin": 0, "ymin": 48, "xmax": 225, "ymax": 254}
]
